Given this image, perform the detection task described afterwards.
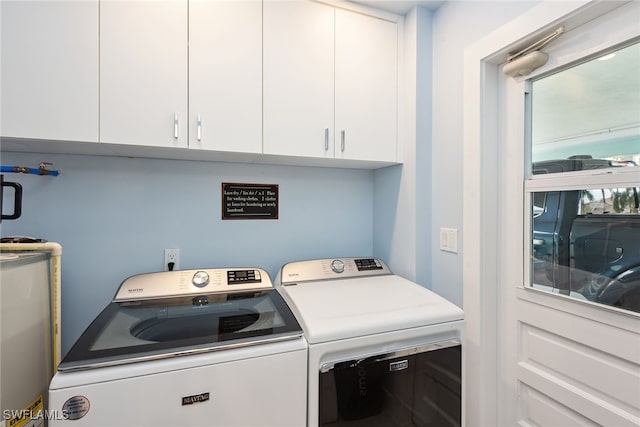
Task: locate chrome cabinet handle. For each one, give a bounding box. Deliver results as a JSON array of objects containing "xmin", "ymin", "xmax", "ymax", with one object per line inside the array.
[
  {"xmin": 173, "ymin": 112, "xmax": 179, "ymax": 139},
  {"xmin": 197, "ymin": 115, "xmax": 202, "ymax": 141},
  {"xmin": 324, "ymin": 128, "xmax": 329, "ymax": 151},
  {"xmin": 340, "ymin": 130, "xmax": 345, "ymax": 152}
]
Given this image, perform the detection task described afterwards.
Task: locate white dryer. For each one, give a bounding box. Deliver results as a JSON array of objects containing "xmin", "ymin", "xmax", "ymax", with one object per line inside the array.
[
  {"xmin": 49, "ymin": 268, "xmax": 307, "ymax": 426},
  {"xmin": 275, "ymin": 258, "xmax": 465, "ymax": 427}
]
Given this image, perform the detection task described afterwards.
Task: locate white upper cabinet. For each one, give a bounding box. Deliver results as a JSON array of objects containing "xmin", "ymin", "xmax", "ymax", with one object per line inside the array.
[
  {"xmin": 189, "ymin": 0, "xmax": 262, "ymax": 153},
  {"xmin": 100, "ymin": 0, "xmax": 188, "ymax": 148},
  {"xmin": 0, "ymin": 1, "xmax": 98, "ymax": 142},
  {"xmin": 264, "ymin": 1, "xmax": 398, "ymax": 163},
  {"xmin": 335, "ymin": 9, "xmax": 397, "ymax": 162},
  {"xmin": 263, "ymin": 0, "xmax": 335, "ymax": 158},
  {"xmin": 1, "ymin": 0, "xmax": 399, "ymax": 168}
]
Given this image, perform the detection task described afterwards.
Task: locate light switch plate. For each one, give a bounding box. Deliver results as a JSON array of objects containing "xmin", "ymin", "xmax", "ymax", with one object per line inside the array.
[{"xmin": 440, "ymin": 228, "xmax": 458, "ymax": 253}]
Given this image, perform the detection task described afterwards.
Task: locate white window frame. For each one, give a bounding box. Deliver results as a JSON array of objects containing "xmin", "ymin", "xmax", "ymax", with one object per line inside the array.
[{"xmin": 522, "ymin": 35, "xmax": 640, "ymax": 316}]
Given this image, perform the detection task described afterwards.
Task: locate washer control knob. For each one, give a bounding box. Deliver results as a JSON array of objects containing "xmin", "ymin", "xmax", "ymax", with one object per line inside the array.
[
  {"xmin": 192, "ymin": 271, "xmax": 210, "ymax": 288},
  {"xmin": 331, "ymin": 259, "xmax": 345, "ymax": 274}
]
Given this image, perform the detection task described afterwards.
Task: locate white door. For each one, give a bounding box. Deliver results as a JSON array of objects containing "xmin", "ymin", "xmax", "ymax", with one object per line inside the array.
[
  {"xmin": 189, "ymin": 0, "xmax": 262, "ymax": 153},
  {"xmin": 263, "ymin": 0, "xmax": 335, "ymax": 158},
  {"xmin": 334, "ymin": 9, "xmax": 397, "ymax": 162},
  {"xmin": 0, "ymin": 0, "xmax": 98, "ymax": 142},
  {"xmin": 497, "ymin": 4, "xmax": 640, "ymax": 426},
  {"xmin": 100, "ymin": 0, "xmax": 187, "ymax": 148}
]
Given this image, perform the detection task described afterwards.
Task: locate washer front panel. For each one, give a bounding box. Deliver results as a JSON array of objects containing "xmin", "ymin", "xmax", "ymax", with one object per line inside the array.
[{"xmin": 49, "ymin": 338, "xmax": 308, "ymax": 426}]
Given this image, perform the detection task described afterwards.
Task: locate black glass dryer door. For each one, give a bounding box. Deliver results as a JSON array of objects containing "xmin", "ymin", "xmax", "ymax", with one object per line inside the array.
[{"xmin": 319, "ymin": 344, "xmax": 462, "ymax": 427}]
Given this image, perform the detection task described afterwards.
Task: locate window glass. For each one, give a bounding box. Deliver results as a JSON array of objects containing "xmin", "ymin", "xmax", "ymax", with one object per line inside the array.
[
  {"xmin": 530, "ymin": 43, "xmax": 640, "ymax": 166},
  {"xmin": 527, "ymin": 42, "xmax": 640, "ymax": 314},
  {"xmin": 530, "ymin": 187, "xmax": 640, "ymax": 313}
]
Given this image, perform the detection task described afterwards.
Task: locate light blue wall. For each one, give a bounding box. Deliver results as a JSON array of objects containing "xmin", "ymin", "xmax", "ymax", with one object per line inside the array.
[
  {"xmin": 412, "ymin": 6, "xmax": 433, "ymax": 288},
  {"xmin": 374, "ymin": 2, "xmax": 540, "ymax": 309},
  {"xmin": 428, "ymin": 1, "xmax": 540, "ymax": 306},
  {"xmin": 0, "ymin": 151, "xmax": 374, "ymax": 353},
  {"xmin": 373, "ymin": 7, "xmax": 433, "ymax": 285}
]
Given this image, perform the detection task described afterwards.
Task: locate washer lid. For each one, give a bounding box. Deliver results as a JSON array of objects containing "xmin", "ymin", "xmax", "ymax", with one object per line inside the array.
[
  {"xmin": 279, "ymin": 274, "xmax": 464, "ymax": 344},
  {"xmin": 58, "ymin": 288, "xmax": 303, "ymax": 371}
]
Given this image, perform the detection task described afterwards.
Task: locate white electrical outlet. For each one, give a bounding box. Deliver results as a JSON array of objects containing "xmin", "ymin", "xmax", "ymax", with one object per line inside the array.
[{"xmin": 164, "ymin": 248, "xmax": 180, "ymax": 271}]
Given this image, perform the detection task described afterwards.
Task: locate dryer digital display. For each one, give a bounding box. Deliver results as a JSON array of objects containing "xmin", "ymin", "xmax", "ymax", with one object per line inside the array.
[{"xmin": 354, "ymin": 259, "xmax": 383, "ymax": 271}]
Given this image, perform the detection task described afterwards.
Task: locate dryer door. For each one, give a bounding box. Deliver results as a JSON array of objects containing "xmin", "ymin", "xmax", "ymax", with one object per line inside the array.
[{"xmin": 319, "ymin": 341, "xmax": 461, "ymax": 427}]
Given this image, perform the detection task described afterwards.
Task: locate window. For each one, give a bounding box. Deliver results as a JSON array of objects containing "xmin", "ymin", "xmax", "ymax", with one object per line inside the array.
[{"xmin": 525, "ymin": 42, "xmax": 640, "ymax": 314}]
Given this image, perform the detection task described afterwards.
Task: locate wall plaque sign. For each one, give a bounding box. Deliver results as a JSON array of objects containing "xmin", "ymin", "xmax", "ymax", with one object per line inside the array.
[{"xmin": 222, "ymin": 183, "xmax": 279, "ymax": 220}]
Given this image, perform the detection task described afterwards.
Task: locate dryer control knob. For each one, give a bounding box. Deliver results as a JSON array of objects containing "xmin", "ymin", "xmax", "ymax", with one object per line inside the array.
[
  {"xmin": 331, "ymin": 259, "xmax": 345, "ymax": 273},
  {"xmin": 192, "ymin": 271, "xmax": 210, "ymax": 287}
]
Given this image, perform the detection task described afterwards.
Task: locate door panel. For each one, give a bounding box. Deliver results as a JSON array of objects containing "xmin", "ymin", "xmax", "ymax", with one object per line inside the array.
[
  {"xmin": 518, "ymin": 384, "xmax": 599, "ymax": 427},
  {"xmin": 518, "ymin": 311, "xmax": 639, "ymax": 426},
  {"xmin": 499, "ymin": 3, "xmax": 640, "ymax": 426}
]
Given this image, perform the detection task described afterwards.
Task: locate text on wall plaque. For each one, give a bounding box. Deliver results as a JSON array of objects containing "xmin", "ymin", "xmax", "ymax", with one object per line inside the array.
[{"xmin": 222, "ymin": 183, "xmax": 278, "ymax": 220}]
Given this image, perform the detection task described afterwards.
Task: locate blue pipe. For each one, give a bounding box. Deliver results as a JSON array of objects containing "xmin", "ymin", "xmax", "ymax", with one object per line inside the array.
[{"xmin": 1, "ymin": 165, "xmax": 59, "ymax": 176}]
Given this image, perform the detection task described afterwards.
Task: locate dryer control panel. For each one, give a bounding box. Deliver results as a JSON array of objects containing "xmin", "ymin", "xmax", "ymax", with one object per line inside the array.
[
  {"xmin": 278, "ymin": 258, "xmax": 392, "ymax": 285},
  {"xmin": 114, "ymin": 268, "xmax": 271, "ymax": 301}
]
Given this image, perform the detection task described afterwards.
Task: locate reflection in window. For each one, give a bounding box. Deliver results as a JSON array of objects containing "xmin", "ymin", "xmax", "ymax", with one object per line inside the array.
[
  {"xmin": 532, "ymin": 192, "xmax": 546, "ymax": 218},
  {"xmin": 579, "ymin": 188, "xmax": 640, "ymax": 215},
  {"xmin": 531, "ymin": 187, "xmax": 640, "ymax": 313},
  {"xmin": 530, "ymin": 43, "xmax": 640, "ymax": 166}
]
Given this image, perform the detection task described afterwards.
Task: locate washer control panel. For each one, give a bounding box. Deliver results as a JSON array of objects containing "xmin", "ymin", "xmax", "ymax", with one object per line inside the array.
[
  {"xmin": 279, "ymin": 257, "xmax": 392, "ymax": 285},
  {"xmin": 114, "ymin": 267, "xmax": 271, "ymax": 301}
]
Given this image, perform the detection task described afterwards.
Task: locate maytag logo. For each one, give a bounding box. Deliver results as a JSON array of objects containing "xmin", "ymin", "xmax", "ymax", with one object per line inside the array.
[
  {"xmin": 128, "ymin": 288, "xmax": 144, "ymax": 293},
  {"xmin": 389, "ymin": 360, "xmax": 409, "ymax": 372},
  {"xmin": 182, "ymin": 393, "xmax": 210, "ymax": 406}
]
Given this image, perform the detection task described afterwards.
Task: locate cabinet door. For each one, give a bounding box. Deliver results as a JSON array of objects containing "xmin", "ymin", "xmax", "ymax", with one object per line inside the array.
[
  {"xmin": 0, "ymin": 1, "xmax": 98, "ymax": 142},
  {"xmin": 335, "ymin": 10, "xmax": 397, "ymax": 162},
  {"xmin": 263, "ymin": 0, "xmax": 334, "ymax": 158},
  {"xmin": 189, "ymin": 0, "xmax": 261, "ymax": 153},
  {"xmin": 100, "ymin": 0, "xmax": 187, "ymax": 148}
]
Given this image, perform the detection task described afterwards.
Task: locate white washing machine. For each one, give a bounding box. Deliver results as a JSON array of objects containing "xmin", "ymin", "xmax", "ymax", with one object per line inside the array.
[
  {"xmin": 275, "ymin": 258, "xmax": 465, "ymax": 427},
  {"xmin": 48, "ymin": 268, "xmax": 307, "ymax": 426}
]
